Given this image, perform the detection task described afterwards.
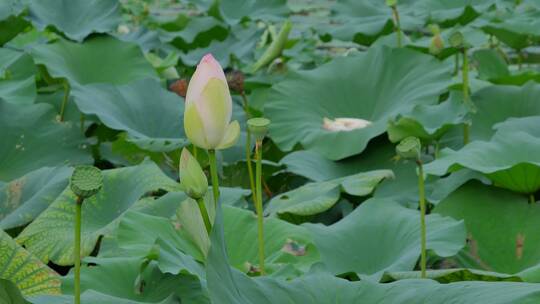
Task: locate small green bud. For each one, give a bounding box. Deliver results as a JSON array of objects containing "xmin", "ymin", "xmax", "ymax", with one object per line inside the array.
[
  {"xmin": 179, "ymin": 148, "xmax": 208, "ymax": 199},
  {"xmin": 396, "ymin": 136, "xmax": 421, "ymax": 160},
  {"xmin": 449, "ymin": 31, "xmax": 465, "ymax": 48},
  {"xmin": 247, "ymin": 117, "xmax": 271, "ymax": 142},
  {"xmin": 70, "ymin": 166, "xmax": 103, "ymax": 199},
  {"xmin": 386, "ymin": 0, "xmax": 397, "ymax": 6}
]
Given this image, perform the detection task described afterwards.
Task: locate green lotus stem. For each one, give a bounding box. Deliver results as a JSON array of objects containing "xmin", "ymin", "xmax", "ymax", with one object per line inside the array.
[
  {"xmin": 417, "ymin": 160, "xmax": 427, "ymax": 278},
  {"xmin": 530, "ymin": 194, "xmax": 535, "ymax": 204},
  {"xmin": 192, "ymin": 146, "xmax": 198, "ymax": 159},
  {"xmin": 391, "ymin": 5, "xmax": 402, "ymax": 47},
  {"xmin": 208, "ymin": 149, "xmax": 219, "ymax": 206},
  {"xmin": 59, "ymin": 81, "xmax": 70, "ymax": 122},
  {"xmin": 241, "ymin": 92, "xmax": 257, "ymax": 204},
  {"xmin": 462, "ymin": 49, "xmax": 470, "ymax": 145},
  {"xmin": 255, "ymin": 140, "xmax": 266, "ymax": 275},
  {"xmin": 80, "ymin": 114, "xmax": 85, "ymax": 133},
  {"xmin": 74, "ymin": 196, "xmax": 83, "ymax": 304},
  {"xmin": 518, "ymin": 50, "xmax": 524, "ymax": 70},
  {"xmin": 196, "ymin": 197, "xmax": 211, "ymax": 234},
  {"xmin": 434, "ymin": 141, "xmax": 440, "ymax": 159},
  {"xmin": 453, "ymin": 53, "xmax": 460, "ymax": 76}
]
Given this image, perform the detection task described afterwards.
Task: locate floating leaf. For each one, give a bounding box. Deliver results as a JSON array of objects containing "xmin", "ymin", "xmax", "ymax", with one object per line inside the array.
[
  {"xmin": 31, "ymin": 36, "xmax": 157, "ymax": 86},
  {"xmin": 266, "ymin": 46, "xmax": 452, "ymax": 160},
  {"xmin": 0, "ymin": 100, "xmax": 90, "ymax": 181},
  {"xmin": 27, "ymin": 0, "xmax": 122, "ymax": 42},
  {"xmin": 0, "ymin": 48, "xmax": 36, "ymax": 104}
]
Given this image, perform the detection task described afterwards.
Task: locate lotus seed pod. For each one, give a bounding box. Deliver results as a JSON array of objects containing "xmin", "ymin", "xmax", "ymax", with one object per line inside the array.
[
  {"xmin": 70, "ymin": 166, "xmax": 103, "ymax": 199},
  {"xmin": 247, "ymin": 117, "xmax": 271, "ymax": 142},
  {"xmin": 396, "ymin": 136, "xmax": 421, "ymax": 160},
  {"xmin": 179, "ymin": 148, "xmax": 208, "ymax": 200}
]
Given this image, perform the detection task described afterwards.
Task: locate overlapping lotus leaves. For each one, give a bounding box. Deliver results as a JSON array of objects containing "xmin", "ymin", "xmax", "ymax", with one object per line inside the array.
[
  {"xmin": 30, "ymin": 36, "xmax": 157, "ymax": 86},
  {"xmin": 16, "ymin": 161, "xmax": 179, "ymax": 266},
  {"xmin": 0, "ymin": 279, "xmax": 29, "ymax": 304},
  {"xmin": 265, "ymin": 170, "xmax": 393, "ymax": 217},
  {"xmin": 480, "ymin": 9, "xmax": 540, "ymax": 50},
  {"xmin": 0, "ymin": 0, "xmax": 28, "ymax": 46},
  {"xmin": 0, "ymin": 229, "xmax": 60, "ymax": 296},
  {"xmin": 57, "ymin": 256, "xmax": 205, "ymax": 304},
  {"xmin": 266, "ymin": 46, "xmax": 452, "ymax": 160},
  {"xmin": 71, "ymin": 78, "xmax": 186, "ymax": 152},
  {"xmin": 26, "ymin": 0, "xmax": 122, "ymax": 42},
  {"xmin": 470, "ymin": 82, "xmax": 540, "ymax": 140},
  {"xmin": 0, "ymin": 166, "xmax": 71, "ymax": 230},
  {"xmin": 387, "ymin": 94, "xmax": 468, "ymax": 143},
  {"xmin": 325, "ymin": 0, "xmax": 495, "ymax": 46},
  {"xmin": 425, "ymin": 116, "xmax": 540, "ymax": 194},
  {"xmin": 159, "ymin": 16, "xmax": 228, "ymax": 52},
  {"xmin": 218, "ymin": 0, "xmax": 288, "ymax": 24},
  {"xmin": 382, "ymin": 268, "xmax": 521, "ymax": 283},
  {"xmin": 304, "ymin": 198, "xmax": 466, "ymax": 281},
  {"xmin": 0, "ymin": 48, "xmax": 36, "ymax": 104},
  {"xmin": 435, "ymin": 181, "xmax": 540, "ymax": 279},
  {"xmin": 207, "ymin": 200, "xmax": 540, "ymax": 304},
  {"xmin": 0, "ymin": 100, "xmax": 90, "ymax": 181}
]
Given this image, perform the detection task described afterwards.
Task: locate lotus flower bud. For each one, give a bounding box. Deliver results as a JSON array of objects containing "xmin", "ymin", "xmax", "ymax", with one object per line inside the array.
[
  {"xmin": 396, "ymin": 136, "xmax": 421, "ymax": 160},
  {"xmin": 386, "ymin": 0, "xmax": 397, "ymax": 6},
  {"xmin": 428, "ymin": 24, "xmax": 444, "ymax": 55},
  {"xmin": 179, "ymin": 148, "xmax": 208, "ymax": 199},
  {"xmin": 184, "ymin": 54, "xmax": 240, "ymax": 150}
]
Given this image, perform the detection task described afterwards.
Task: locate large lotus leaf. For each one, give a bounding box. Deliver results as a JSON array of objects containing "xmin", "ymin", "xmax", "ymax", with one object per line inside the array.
[
  {"xmin": 383, "ymin": 268, "xmax": 522, "ymax": 283},
  {"xmin": 159, "ymin": 16, "xmax": 228, "ymax": 51},
  {"xmin": 218, "ymin": 0, "xmax": 288, "ymax": 24},
  {"xmin": 207, "ymin": 197, "xmax": 540, "ymax": 304},
  {"xmin": 26, "ymin": 0, "xmax": 122, "ymax": 42},
  {"xmin": 266, "ymin": 46, "xmax": 452, "ymax": 160},
  {"xmin": 115, "ymin": 27, "xmax": 161, "ymax": 53},
  {"xmin": 0, "ymin": 229, "xmax": 60, "ymax": 296},
  {"xmin": 280, "ymin": 140, "xmax": 420, "ymax": 204},
  {"xmin": 0, "ymin": 166, "xmax": 71, "ymax": 230},
  {"xmin": 223, "ymin": 205, "xmax": 319, "ymax": 274},
  {"xmin": 425, "ymin": 117, "xmax": 540, "ymax": 193},
  {"xmin": 471, "ymin": 82, "xmax": 540, "ymax": 140},
  {"xmin": 16, "ymin": 161, "xmax": 179, "ymax": 266},
  {"xmin": 304, "ymin": 198, "xmax": 466, "ymax": 281},
  {"xmin": 71, "ymin": 78, "xmax": 186, "ymax": 152},
  {"xmin": 57, "ymin": 256, "xmax": 206, "ymax": 304},
  {"xmin": 30, "ymin": 36, "xmax": 157, "ymax": 86},
  {"xmin": 265, "ymin": 170, "xmax": 393, "ymax": 217},
  {"xmin": 387, "ymin": 94, "xmax": 468, "ymax": 143},
  {"xmin": 434, "ymin": 181, "xmax": 540, "ymax": 277},
  {"xmin": 0, "ymin": 48, "xmax": 36, "ymax": 104},
  {"xmin": 480, "ymin": 10, "xmax": 540, "ymax": 49},
  {"xmin": 30, "ymin": 292, "xmax": 176, "ymax": 304},
  {"xmin": 0, "ymin": 100, "xmax": 90, "ymax": 181}
]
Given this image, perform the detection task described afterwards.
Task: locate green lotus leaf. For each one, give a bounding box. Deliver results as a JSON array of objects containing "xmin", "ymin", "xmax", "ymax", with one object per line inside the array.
[
  {"xmin": 387, "ymin": 93, "xmax": 468, "ymax": 143},
  {"xmin": 435, "ymin": 181, "xmax": 540, "ymax": 278},
  {"xmin": 71, "ymin": 78, "xmax": 186, "ymax": 152},
  {"xmin": 26, "ymin": 0, "xmax": 122, "ymax": 42},
  {"xmin": 480, "ymin": 10, "xmax": 540, "ymax": 49},
  {"xmin": 0, "ymin": 166, "xmax": 71, "ymax": 230},
  {"xmin": 265, "ymin": 170, "xmax": 393, "ymax": 217},
  {"xmin": 266, "ymin": 47, "xmax": 452, "ymax": 160},
  {"xmin": 472, "ymin": 48, "xmax": 510, "ymax": 81},
  {"xmin": 0, "ymin": 279, "xmax": 29, "ymax": 304},
  {"xmin": 114, "ymin": 27, "xmax": 161, "ymax": 53},
  {"xmin": 207, "ymin": 198, "xmax": 540, "ymax": 303},
  {"xmin": 425, "ymin": 116, "xmax": 540, "ymax": 193},
  {"xmin": 60, "ymin": 256, "xmax": 205, "ymax": 304},
  {"xmin": 0, "ymin": 48, "xmax": 36, "ymax": 104},
  {"xmin": 0, "ymin": 0, "xmax": 28, "ymax": 46},
  {"xmin": 382, "ymin": 268, "xmax": 521, "ymax": 283},
  {"xmin": 30, "ymin": 36, "xmax": 157, "ymax": 86},
  {"xmin": 179, "ymin": 26, "xmax": 261, "ymax": 67},
  {"xmin": 471, "ymin": 82, "xmax": 540, "ymax": 140},
  {"xmin": 281, "ymin": 141, "xmax": 419, "ymax": 204},
  {"xmin": 16, "ymin": 161, "xmax": 179, "ymax": 266},
  {"xmin": 30, "ymin": 291, "xmax": 178, "ymax": 304},
  {"xmin": 0, "ymin": 100, "xmax": 90, "ymax": 181},
  {"xmin": 304, "ymin": 197, "xmax": 466, "ymax": 281},
  {"xmin": 218, "ymin": 0, "xmax": 288, "ymax": 24},
  {"xmin": 159, "ymin": 16, "xmax": 228, "ymax": 52},
  {"xmin": 0, "ymin": 229, "xmax": 60, "ymax": 296}
]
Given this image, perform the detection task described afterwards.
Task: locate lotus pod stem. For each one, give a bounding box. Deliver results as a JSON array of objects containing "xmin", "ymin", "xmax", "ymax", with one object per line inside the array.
[{"xmin": 251, "ymin": 20, "xmax": 292, "ymax": 73}]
